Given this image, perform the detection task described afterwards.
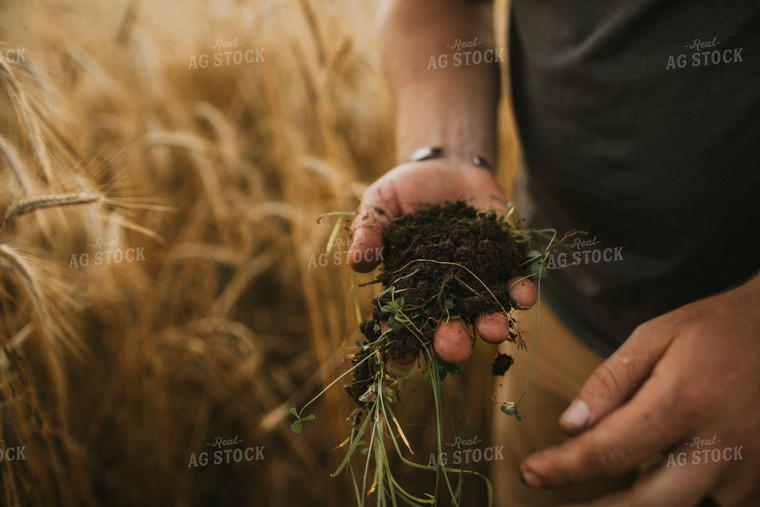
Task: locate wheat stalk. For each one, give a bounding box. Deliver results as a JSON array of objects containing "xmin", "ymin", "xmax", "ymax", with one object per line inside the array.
[
  {"xmin": 0, "ymin": 135, "xmax": 36, "ymax": 197},
  {"xmin": 0, "ymin": 243, "xmax": 83, "ymax": 358},
  {"xmin": 0, "ymin": 192, "xmax": 101, "ymax": 241},
  {"xmin": 0, "ymin": 59, "xmax": 55, "ymax": 184},
  {"xmin": 0, "ymin": 323, "xmax": 34, "ymax": 371},
  {"xmin": 0, "ymin": 244, "xmax": 52, "ymax": 335}
]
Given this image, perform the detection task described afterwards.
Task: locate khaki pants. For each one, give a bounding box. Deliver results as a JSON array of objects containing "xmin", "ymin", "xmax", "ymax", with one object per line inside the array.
[{"xmin": 491, "ymin": 304, "xmax": 635, "ymax": 506}]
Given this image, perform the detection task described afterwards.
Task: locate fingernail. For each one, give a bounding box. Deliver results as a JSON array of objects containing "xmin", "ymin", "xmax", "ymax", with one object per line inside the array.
[
  {"xmin": 560, "ymin": 400, "xmax": 590, "ymax": 430},
  {"xmin": 520, "ymin": 466, "xmax": 544, "ymax": 488}
]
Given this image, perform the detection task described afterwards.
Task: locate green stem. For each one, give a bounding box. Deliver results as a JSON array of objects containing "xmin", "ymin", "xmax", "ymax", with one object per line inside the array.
[
  {"xmin": 296, "ymin": 350, "xmax": 376, "ymax": 418},
  {"xmin": 513, "ymin": 228, "xmax": 555, "ymax": 409},
  {"xmin": 515, "ymin": 271, "xmax": 542, "ymax": 407}
]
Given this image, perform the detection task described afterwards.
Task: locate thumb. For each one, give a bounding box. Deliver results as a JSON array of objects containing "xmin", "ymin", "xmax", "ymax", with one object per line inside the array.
[
  {"xmin": 349, "ymin": 194, "xmax": 396, "ymax": 273},
  {"xmin": 349, "ymin": 209, "xmax": 388, "ymax": 272},
  {"xmin": 559, "ymin": 323, "xmax": 673, "ymax": 435}
]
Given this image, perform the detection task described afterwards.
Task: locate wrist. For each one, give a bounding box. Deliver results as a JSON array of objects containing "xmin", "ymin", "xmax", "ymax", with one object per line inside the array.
[{"xmin": 407, "ymin": 146, "xmax": 496, "ymax": 174}]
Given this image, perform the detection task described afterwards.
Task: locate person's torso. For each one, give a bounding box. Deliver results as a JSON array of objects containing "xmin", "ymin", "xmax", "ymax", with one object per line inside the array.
[{"xmin": 509, "ymin": 0, "xmax": 760, "ymax": 354}]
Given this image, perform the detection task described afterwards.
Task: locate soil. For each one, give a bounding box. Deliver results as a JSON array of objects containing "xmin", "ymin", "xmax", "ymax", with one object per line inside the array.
[
  {"xmin": 490, "ymin": 353, "xmax": 514, "ymax": 376},
  {"xmin": 346, "ymin": 201, "xmax": 528, "ymax": 408}
]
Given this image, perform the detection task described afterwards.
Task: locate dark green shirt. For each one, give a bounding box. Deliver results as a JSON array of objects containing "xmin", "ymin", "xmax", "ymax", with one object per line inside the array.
[{"xmin": 510, "ymin": 0, "xmax": 760, "ymax": 355}]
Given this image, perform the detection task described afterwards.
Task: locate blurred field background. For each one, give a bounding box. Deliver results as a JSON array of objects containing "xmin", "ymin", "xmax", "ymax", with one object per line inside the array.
[{"xmin": 0, "ymin": 0, "xmax": 520, "ymax": 505}]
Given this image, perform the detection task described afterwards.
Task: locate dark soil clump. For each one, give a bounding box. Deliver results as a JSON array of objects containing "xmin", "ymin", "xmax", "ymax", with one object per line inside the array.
[
  {"xmin": 344, "ymin": 346, "xmax": 373, "ymax": 407},
  {"xmin": 491, "ymin": 353, "xmax": 514, "ymax": 376},
  {"xmin": 345, "ymin": 201, "xmax": 528, "ymax": 408},
  {"xmin": 377, "ymin": 201, "xmax": 526, "ymax": 357}
]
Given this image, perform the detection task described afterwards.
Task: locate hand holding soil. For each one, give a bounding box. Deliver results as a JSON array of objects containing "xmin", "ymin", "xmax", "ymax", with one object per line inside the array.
[
  {"xmin": 293, "ymin": 166, "xmax": 556, "ymax": 504},
  {"xmin": 349, "ymin": 160, "xmax": 537, "ymax": 364},
  {"xmin": 345, "ymin": 199, "xmax": 541, "ymax": 415}
]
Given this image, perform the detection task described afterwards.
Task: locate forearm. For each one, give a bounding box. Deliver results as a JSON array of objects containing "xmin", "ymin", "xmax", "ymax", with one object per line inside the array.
[{"xmin": 378, "ymin": 0, "xmax": 499, "ymax": 165}]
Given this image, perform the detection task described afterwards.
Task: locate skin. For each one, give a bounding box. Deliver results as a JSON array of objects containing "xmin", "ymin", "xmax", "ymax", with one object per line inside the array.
[
  {"xmin": 351, "ymin": 0, "xmax": 760, "ymax": 504},
  {"xmin": 520, "ymin": 274, "xmax": 760, "ymax": 506}
]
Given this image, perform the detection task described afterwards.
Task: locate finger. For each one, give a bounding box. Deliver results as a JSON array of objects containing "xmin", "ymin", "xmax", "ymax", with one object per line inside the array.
[
  {"xmin": 475, "ymin": 313, "xmax": 509, "ymax": 344},
  {"xmin": 588, "ymin": 458, "xmax": 721, "ymax": 507},
  {"xmin": 349, "ymin": 205, "xmax": 391, "ymax": 273},
  {"xmin": 508, "ymin": 277, "xmax": 537, "ymax": 309},
  {"xmin": 558, "ymin": 323, "xmax": 676, "ymax": 435},
  {"xmin": 433, "ymin": 319, "xmax": 473, "ymax": 364},
  {"xmin": 521, "ymin": 372, "xmax": 686, "ymax": 488},
  {"xmin": 710, "ymin": 445, "xmax": 760, "ymax": 506},
  {"xmin": 349, "ymin": 181, "xmax": 400, "ymax": 272},
  {"xmin": 475, "ymin": 275, "xmax": 537, "ymax": 343}
]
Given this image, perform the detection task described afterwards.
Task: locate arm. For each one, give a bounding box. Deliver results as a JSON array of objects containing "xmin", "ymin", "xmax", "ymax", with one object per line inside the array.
[
  {"xmin": 349, "ymin": 0, "xmax": 536, "ymax": 363},
  {"xmin": 379, "ymin": 0, "xmax": 499, "ymax": 165}
]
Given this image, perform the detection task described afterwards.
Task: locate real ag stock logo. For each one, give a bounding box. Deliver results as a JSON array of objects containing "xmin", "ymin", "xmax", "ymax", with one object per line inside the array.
[
  {"xmin": 307, "ymin": 238, "xmax": 383, "ymax": 269},
  {"xmin": 427, "ymin": 435, "xmax": 505, "ymax": 467},
  {"xmin": 188, "ymin": 37, "xmax": 264, "ymax": 70},
  {"xmin": 187, "ymin": 435, "xmax": 265, "ymax": 468},
  {"xmin": 666, "ymin": 435, "xmax": 743, "ymax": 468},
  {"xmin": 0, "ymin": 42, "xmax": 26, "ymax": 64},
  {"xmin": 0, "ymin": 441, "xmax": 26, "ymax": 463},
  {"xmin": 68, "ymin": 236, "xmax": 146, "ymax": 268},
  {"xmin": 544, "ymin": 234, "xmax": 624, "ymax": 269},
  {"xmin": 427, "ymin": 36, "xmax": 505, "ymax": 70},
  {"xmin": 666, "ymin": 36, "xmax": 744, "ymax": 70}
]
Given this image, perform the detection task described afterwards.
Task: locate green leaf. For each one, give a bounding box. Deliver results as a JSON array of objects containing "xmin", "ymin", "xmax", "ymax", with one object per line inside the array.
[
  {"xmin": 289, "ymin": 407, "xmax": 315, "ymax": 434},
  {"xmin": 530, "ymin": 261, "xmax": 548, "ymax": 279},
  {"xmin": 388, "ymin": 315, "xmax": 404, "ymax": 332}
]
